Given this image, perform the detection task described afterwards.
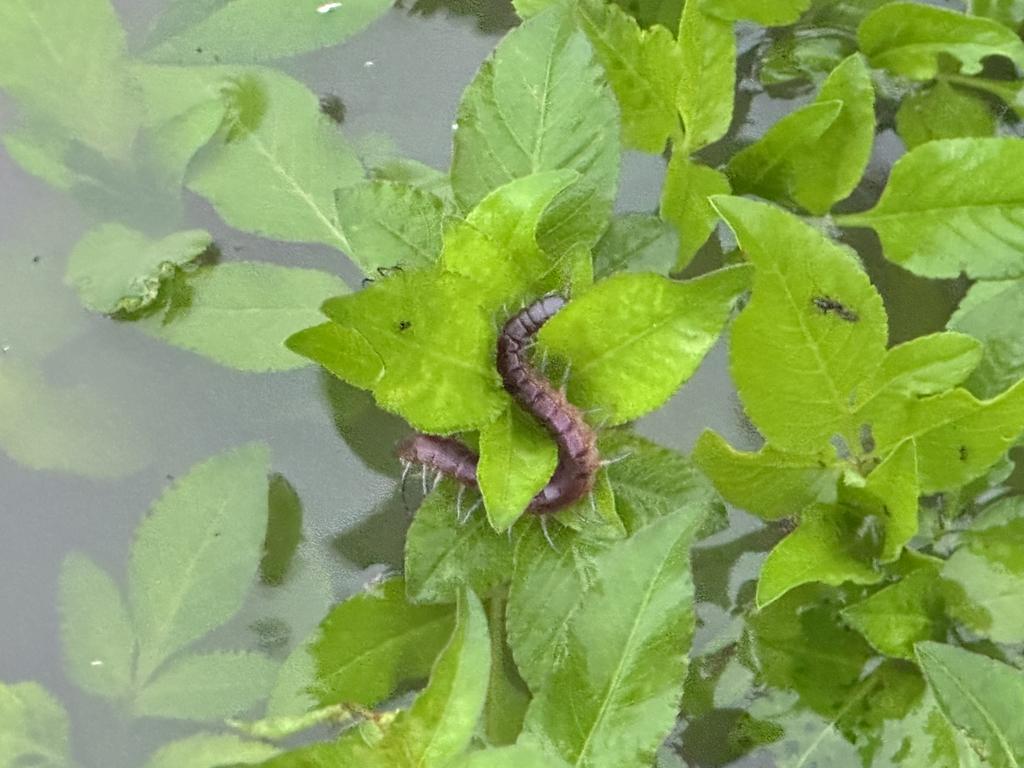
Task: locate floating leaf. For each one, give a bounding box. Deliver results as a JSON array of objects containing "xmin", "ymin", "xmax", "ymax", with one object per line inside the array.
[
  {"xmin": 916, "ymin": 641, "xmax": 1024, "ymax": 767},
  {"xmin": 757, "ymin": 504, "xmax": 882, "ymax": 608},
  {"xmin": 441, "ymin": 171, "xmax": 579, "ymax": 309},
  {"xmin": 66, "ymin": 224, "xmax": 211, "ymax": 315},
  {"xmin": 714, "ymin": 196, "xmax": 887, "ymax": 452},
  {"xmin": 138, "ymin": 262, "xmax": 348, "ymax": 372},
  {"xmin": 538, "ymin": 267, "xmax": 751, "ymax": 426},
  {"xmin": 699, "ymin": 0, "xmax": 811, "ymax": 26},
  {"xmin": 405, "ymin": 483, "xmax": 514, "ymax": 603},
  {"xmin": 335, "ymin": 180, "xmax": 446, "ymax": 275},
  {"xmin": 837, "ymin": 139, "xmax": 1024, "ymax": 278},
  {"xmin": 311, "ymin": 578, "xmax": 455, "ymax": 707},
  {"xmin": 0, "ymin": 0, "xmax": 139, "ymax": 157},
  {"xmin": 858, "ymin": 2, "xmax": 1024, "ymax": 79},
  {"xmin": 522, "ymin": 511, "xmax": 699, "ymax": 768},
  {"xmin": 312, "ymin": 269, "xmax": 504, "ymax": 432},
  {"xmin": 0, "ymin": 359, "xmax": 150, "ymax": 478},
  {"xmin": 142, "ymin": 733, "xmax": 280, "ymax": 768},
  {"xmin": 451, "ymin": 4, "xmax": 620, "ymax": 257},
  {"xmin": 726, "ymin": 100, "xmax": 842, "ymax": 207},
  {"xmin": 478, "ymin": 406, "xmax": 558, "ymax": 531},
  {"xmin": 575, "ymin": 0, "xmax": 684, "ymax": 153},
  {"xmin": 948, "ymin": 279, "xmax": 1024, "ymax": 398},
  {"xmin": 129, "ymin": 443, "xmax": 270, "ymax": 683},
  {"xmin": 143, "ymin": 0, "xmax": 392, "ymax": 63},
  {"xmin": 677, "ymin": 0, "xmax": 736, "ymax": 152},
  {"xmin": 896, "ymin": 81, "xmax": 996, "ymax": 150},
  {"xmin": 659, "ymin": 157, "xmax": 730, "ymax": 271},
  {"xmin": 59, "ymin": 553, "xmax": 135, "ymax": 700},
  {"xmin": 134, "ymin": 651, "xmax": 278, "ymax": 721},
  {"xmin": 187, "ymin": 69, "xmax": 362, "ymax": 252},
  {"xmin": 692, "ymin": 432, "xmax": 839, "ymax": 520},
  {"xmin": 592, "ymin": 213, "xmax": 680, "ymax": 278},
  {"xmin": 0, "ymin": 681, "xmax": 72, "ymax": 768},
  {"xmin": 942, "ymin": 497, "xmax": 1024, "ymax": 644}
]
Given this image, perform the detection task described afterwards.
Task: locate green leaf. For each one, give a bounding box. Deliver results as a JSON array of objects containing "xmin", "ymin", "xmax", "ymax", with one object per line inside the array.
[
  {"xmin": 0, "ymin": 0, "xmax": 139, "ymax": 157},
  {"xmin": 879, "ymin": 379, "xmax": 1024, "ymax": 493},
  {"xmin": 714, "ymin": 196, "xmax": 887, "ymax": 452},
  {"xmin": 478, "ymin": 407, "xmax": 558, "ymax": 531},
  {"xmin": 692, "ymin": 431, "xmax": 839, "ymax": 520},
  {"xmin": 699, "ymin": 0, "xmax": 811, "ymax": 26},
  {"xmin": 142, "ymin": 733, "xmax": 280, "ymax": 768},
  {"xmin": 677, "ymin": 0, "xmax": 736, "ymax": 152},
  {"xmin": 789, "ymin": 54, "xmax": 875, "ymax": 214},
  {"xmin": 970, "ymin": 0, "xmax": 1024, "ymax": 30},
  {"xmin": 726, "ymin": 100, "xmax": 842, "ymax": 207},
  {"xmin": 837, "ymin": 139, "xmax": 1024, "ymax": 279},
  {"xmin": 575, "ymin": 0, "xmax": 684, "ymax": 153},
  {"xmin": 66, "ymin": 224, "xmax": 212, "ymax": 315},
  {"xmin": 451, "ymin": 4, "xmax": 620, "ymax": 257},
  {"xmin": 842, "ymin": 563, "xmax": 951, "ymax": 659},
  {"xmin": 441, "ymin": 170, "xmax": 580, "ymax": 309},
  {"xmin": 259, "ymin": 591, "xmax": 490, "ymax": 768},
  {"xmin": 659, "ymin": 157, "xmax": 730, "ymax": 271},
  {"xmin": 129, "ymin": 443, "xmax": 270, "ymax": 683},
  {"xmin": 942, "ymin": 497, "xmax": 1024, "ymax": 644},
  {"xmin": 137, "ymin": 262, "xmax": 348, "ymax": 372},
  {"xmin": 0, "ymin": 359, "xmax": 150, "ymax": 478},
  {"xmin": 0, "ymin": 681, "xmax": 72, "ymax": 768},
  {"xmin": 757, "ymin": 504, "xmax": 883, "ymax": 608},
  {"xmin": 858, "ymin": 2, "xmax": 1024, "ymax": 80},
  {"xmin": 59, "ymin": 553, "xmax": 135, "ymax": 700},
  {"xmin": 335, "ymin": 181, "xmax": 446, "ymax": 275},
  {"xmin": 452, "ymin": 745, "xmax": 570, "ymax": 768},
  {"xmin": 538, "ymin": 267, "xmax": 751, "ymax": 426},
  {"xmin": 405, "ymin": 483, "xmax": 514, "ymax": 604},
  {"xmin": 186, "ymin": 69, "xmax": 362, "ymax": 252},
  {"xmin": 949, "ymin": 279, "xmax": 1024, "ymax": 398},
  {"xmin": 134, "ymin": 651, "xmax": 278, "ymax": 721},
  {"xmin": 522, "ymin": 511, "xmax": 699, "ymax": 768},
  {"xmin": 143, "ymin": 0, "xmax": 392, "ymax": 63},
  {"xmin": 860, "ymin": 331, "xmax": 984, "ymax": 403},
  {"xmin": 311, "ymin": 577, "xmax": 454, "ymax": 707},
  {"xmin": 896, "ymin": 81, "xmax": 996, "ymax": 150},
  {"xmin": 916, "ymin": 642, "xmax": 1024, "ymax": 767},
  {"xmin": 314, "ymin": 269, "xmax": 505, "ymax": 432},
  {"xmin": 592, "ymin": 213, "xmax": 680, "ymax": 278}
]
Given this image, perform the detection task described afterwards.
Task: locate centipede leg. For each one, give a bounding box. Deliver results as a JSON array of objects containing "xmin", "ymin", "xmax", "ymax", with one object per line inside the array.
[
  {"xmin": 455, "ymin": 484, "xmax": 465, "ymax": 520},
  {"xmin": 421, "ymin": 467, "xmax": 428, "ymax": 496},
  {"xmin": 432, "ymin": 471, "xmax": 444, "ymax": 491},
  {"xmin": 600, "ymin": 451, "xmax": 633, "ymax": 467},
  {"xmin": 400, "ymin": 460, "xmax": 413, "ymax": 514},
  {"xmin": 539, "ymin": 515, "xmax": 558, "ymax": 552},
  {"xmin": 461, "ymin": 496, "xmax": 482, "ymax": 525},
  {"xmin": 559, "ymin": 361, "xmax": 572, "ymax": 392},
  {"xmin": 589, "ymin": 491, "xmax": 597, "ymax": 517}
]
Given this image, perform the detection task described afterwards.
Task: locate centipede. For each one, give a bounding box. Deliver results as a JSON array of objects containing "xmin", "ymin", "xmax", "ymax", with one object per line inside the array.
[{"xmin": 396, "ymin": 293, "xmax": 600, "ymax": 517}]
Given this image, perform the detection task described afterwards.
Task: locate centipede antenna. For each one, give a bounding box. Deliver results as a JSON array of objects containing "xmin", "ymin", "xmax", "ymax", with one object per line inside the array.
[
  {"xmin": 455, "ymin": 485, "xmax": 466, "ymax": 520},
  {"xmin": 421, "ymin": 467, "xmax": 428, "ymax": 496},
  {"xmin": 432, "ymin": 470, "xmax": 443, "ymax": 491},
  {"xmin": 539, "ymin": 515, "xmax": 558, "ymax": 552},
  {"xmin": 589, "ymin": 491, "xmax": 597, "ymax": 517},
  {"xmin": 600, "ymin": 451, "xmax": 633, "ymax": 467}
]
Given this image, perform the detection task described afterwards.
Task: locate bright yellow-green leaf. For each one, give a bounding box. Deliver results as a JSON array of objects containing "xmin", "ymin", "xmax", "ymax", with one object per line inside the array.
[
  {"xmin": 678, "ymin": 0, "xmax": 736, "ymax": 152},
  {"xmin": 896, "ymin": 81, "xmax": 996, "ymax": 150},
  {"xmin": 659, "ymin": 156, "xmax": 730, "ymax": 270},
  {"xmin": 700, "ymin": 0, "xmax": 811, "ymax": 26},
  {"xmin": 948, "ymin": 279, "xmax": 1024, "ymax": 397}
]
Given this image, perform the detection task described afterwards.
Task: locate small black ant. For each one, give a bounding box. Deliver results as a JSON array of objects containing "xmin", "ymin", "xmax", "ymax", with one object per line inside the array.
[
  {"xmin": 398, "ymin": 320, "xmax": 412, "ymax": 331},
  {"xmin": 811, "ymin": 295, "xmax": 858, "ymax": 323}
]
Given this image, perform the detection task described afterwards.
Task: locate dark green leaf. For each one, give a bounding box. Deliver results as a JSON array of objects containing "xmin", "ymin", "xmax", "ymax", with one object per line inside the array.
[
  {"xmin": 260, "ymin": 474, "xmax": 303, "ymax": 586},
  {"xmin": 311, "ymin": 577, "xmax": 455, "ymax": 707},
  {"xmin": 129, "ymin": 443, "xmax": 270, "ymax": 683},
  {"xmin": 592, "ymin": 213, "xmax": 680, "ymax": 278},
  {"xmin": 538, "ymin": 267, "xmax": 751, "ymax": 426},
  {"xmin": 858, "ymin": 2, "xmax": 1024, "ymax": 79},
  {"xmin": 451, "ymin": 4, "xmax": 620, "ymax": 257}
]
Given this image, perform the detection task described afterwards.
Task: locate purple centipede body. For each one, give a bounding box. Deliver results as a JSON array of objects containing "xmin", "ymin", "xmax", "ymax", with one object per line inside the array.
[{"xmin": 396, "ymin": 293, "xmax": 600, "ymax": 514}]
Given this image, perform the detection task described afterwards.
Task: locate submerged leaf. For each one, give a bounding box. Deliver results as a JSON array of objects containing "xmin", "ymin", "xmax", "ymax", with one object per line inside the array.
[
  {"xmin": 66, "ymin": 224, "xmax": 212, "ymax": 315},
  {"xmin": 538, "ymin": 267, "xmax": 751, "ymax": 426},
  {"xmin": 59, "ymin": 553, "xmax": 135, "ymax": 700},
  {"xmin": 837, "ymin": 139, "xmax": 1024, "ymax": 278},
  {"xmin": 142, "ymin": 733, "xmax": 280, "ymax": 768},
  {"xmin": 311, "ymin": 578, "xmax": 455, "ymax": 707},
  {"xmin": 187, "ymin": 69, "xmax": 362, "ymax": 252},
  {"xmin": 0, "ymin": 681, "xmax": 72, "ymax": 768},
  {"xmin": 138, "ymin": 262, "xmax": 348, "ymax": 372},
  {"xmin": 451, "ymin": 4, "xmax": 620, "ymax": 257},
  {"xmin": 144, "ymin": 0, "xmax": 392, "ymax": 63},
  {"xmin": 129, "ymin": 443, "xmax": 271, "ymax": 683}
]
